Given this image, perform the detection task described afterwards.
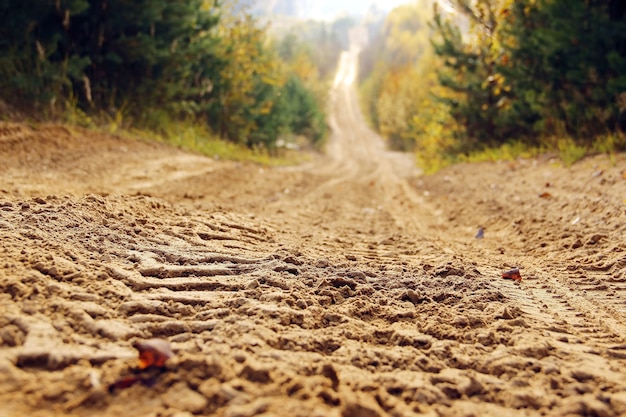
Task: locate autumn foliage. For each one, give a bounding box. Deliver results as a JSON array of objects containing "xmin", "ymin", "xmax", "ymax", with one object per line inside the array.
[
  {"xmin": 360, "ymin": 0, "xmax": 626, "ymax": 172},
  {"xmin": 0, "ymin": 0, "xmax": 327, "ymax": 149}
]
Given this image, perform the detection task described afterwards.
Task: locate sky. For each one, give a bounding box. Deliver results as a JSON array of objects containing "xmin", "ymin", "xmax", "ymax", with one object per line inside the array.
[{"xmin": 294, "ymin": 0, "xmax": 416, "ymax": 20}]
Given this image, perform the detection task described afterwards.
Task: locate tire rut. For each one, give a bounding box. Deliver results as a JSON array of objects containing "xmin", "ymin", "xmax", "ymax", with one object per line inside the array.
[{"xmin": 2, "ymin": 46, "xmax": 626, "ymax": 417}]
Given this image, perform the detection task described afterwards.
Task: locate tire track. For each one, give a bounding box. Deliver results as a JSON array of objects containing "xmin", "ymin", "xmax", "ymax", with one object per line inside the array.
[{"xmin": 2, "ymin": 45, "xmax": 626, "ymax": 417}]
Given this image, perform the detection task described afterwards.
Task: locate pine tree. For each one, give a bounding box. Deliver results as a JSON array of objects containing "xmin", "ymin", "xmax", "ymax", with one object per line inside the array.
[
  {"xmin": 0, "ymin": 0, "xmax": 91, "ymax": 105},
  {"xmin": 501, "ymin": 0, "xmax": 626, "ymax": 139},
  {"xmin": 0, "ymin": 0, "xmax": 224, "ymax": 118},
  {"xmin": 432, "ymin": 0, "xmax": 626, "ymax": 150},
  {"xmin": 67, "ymin": 0, "xmax": 223, "ymax": 114},
  {"xmin": 0, "ymin": 0, "xmax": 327, "ymax": 150},
  {"xmin": 431, "ymin": 0, "xmax": 510, "ymax": 150}
]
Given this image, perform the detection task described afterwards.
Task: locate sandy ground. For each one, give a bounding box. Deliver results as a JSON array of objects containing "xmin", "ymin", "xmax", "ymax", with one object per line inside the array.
[{"xmin": 1, "ymin": 49, "xmax": 626, "ymax": 417}]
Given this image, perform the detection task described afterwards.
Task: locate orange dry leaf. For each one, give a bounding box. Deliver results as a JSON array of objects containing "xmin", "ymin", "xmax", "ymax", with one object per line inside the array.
[
  {"xmin": 108, "ymin": 375, "xmax": 141, "ymax": 392},
  {"xmin": 134, "ymin": 338, "xmax": 174, "ymax": 370},
  {"xmin": 502, "ymin": 268, "xmax": 522, "ymax": 282},
  {"xmin": 539, "ymin": 192, "xmax": 552, "ymax": 199}
]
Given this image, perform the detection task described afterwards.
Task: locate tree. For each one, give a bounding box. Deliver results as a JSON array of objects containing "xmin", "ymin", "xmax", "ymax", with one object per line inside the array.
[
  {"xmin": 500, "ymin": 0, "xmax": 626, "ymax": 139},
  {"xmin": 359, "ymin": 2, "xmax": 436, "ymax": 149},
  {"xmin": 431, "ymin": 0, "xmax": 516, "ymax": 150},
  {"xmin": 0, "ymin": 0, "xmax": 91, "ymax": 105},
  {"xmin": 0, "ymin": 0, "xmax": 224, "ymax": 118},
  {"xmin": 0, "ymin": 0, "xmax": 327, "ymax": 150},
  {"xmin": 432, "ymin": 0, "xmax": 626, "ymax": 148},
  {"xmin": 206, "ymin": 13, "xmax": 285, "ymax": 145},
  {"xmin": 68, "ymin": 0, "xmax": 223, "ymax": 115}
]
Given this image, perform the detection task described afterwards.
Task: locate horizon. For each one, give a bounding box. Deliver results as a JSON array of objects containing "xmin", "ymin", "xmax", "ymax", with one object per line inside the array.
[
  {"xmin": 238, "ymin": 0, "xmax": 418, "ymax": 21},
  {"xmin": 303, "ymin": 0, "xmax": 416, "ymax": 20}
]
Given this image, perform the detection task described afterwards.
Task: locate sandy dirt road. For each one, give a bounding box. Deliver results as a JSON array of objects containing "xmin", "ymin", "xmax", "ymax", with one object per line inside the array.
[{"xmin": 1, "ymin": 48, "xmax": 626, "ymax": 417}]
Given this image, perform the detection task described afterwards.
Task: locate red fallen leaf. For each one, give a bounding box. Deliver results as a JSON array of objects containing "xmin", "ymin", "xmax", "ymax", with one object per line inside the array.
[
  {"xmin": 108, "ymin": 375, "xmax": 141, "ymax": 392},
  {"xmin": 134, "ymin": 338, "xmax": 174, "ymax": 370},
  {"xmin": 502, "ymin": 268, "xmax": 522, "ymax": 282}
]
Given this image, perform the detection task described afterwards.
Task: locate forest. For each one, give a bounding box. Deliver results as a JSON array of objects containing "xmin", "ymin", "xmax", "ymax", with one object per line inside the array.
[
  {"xmin": 0, "ymin": 0, "xmax": 341, "ymax": 151},
  {"xmin": 359, "ymin": 0, "xmax": 626, "ymax": 171},
  {"xmin": 2, "ymin": 0, "xmax": 625, "ymax": 169}
]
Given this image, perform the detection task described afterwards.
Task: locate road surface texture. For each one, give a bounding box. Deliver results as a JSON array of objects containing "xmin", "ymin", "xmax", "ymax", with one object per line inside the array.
[{"xmin": 1, "ymin": 49, "xmax": 626, "ymax": 417}]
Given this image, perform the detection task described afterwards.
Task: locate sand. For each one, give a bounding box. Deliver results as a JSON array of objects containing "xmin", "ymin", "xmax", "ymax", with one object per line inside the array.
[{"xmin": 1, "ymin": 50, "xmax": 626, "ymax": 417}]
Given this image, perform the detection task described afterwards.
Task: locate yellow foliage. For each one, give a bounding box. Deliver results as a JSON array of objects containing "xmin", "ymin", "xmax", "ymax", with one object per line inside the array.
[
  {"xmin": 214, "ymin": 13, "xmax": 287, "ymax": 140},
  {"xmin": 382, "ymin": 3, "xmax": 433, "ymax": 65},
  {"xmin": 360, "ymin": 1, "xmax": 548, "ymax": 173},
  {"xmin": 409, "ymin": 53, "xmax": 464, "ymax": 173},
  {"xmin": 290, "ymin": 51, "xmax": 319, "ymax": 84},
  {"xmin": 359, "ymin": 3, "xmax": 466, "ymax": 169},
  {"xmin": 274, "ymin": 38, "xmax": 328, "ymax": 118}
]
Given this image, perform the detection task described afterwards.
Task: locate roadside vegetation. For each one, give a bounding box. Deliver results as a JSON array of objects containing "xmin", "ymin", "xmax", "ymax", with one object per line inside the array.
[
  {"xmin": 0, "ymin": 0, "xmax": 343, "ymax": 161},
  {"xmin": 360, "ymin": 0, "xmax": 626, "ymax": 173}
]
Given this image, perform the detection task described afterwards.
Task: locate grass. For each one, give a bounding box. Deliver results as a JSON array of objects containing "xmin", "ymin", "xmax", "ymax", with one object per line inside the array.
[
  {"xmin": 461, "ymin": 141, "xmax": 545, "ymax": 164},
  {"xmin": 6, "ymin": 97, "xmax": 312, "ymax": 167},
  {"xmin": 549, "ymin": 134, "xmax": 625, "ymax": 168},
  {"xmin": 416, "ymin": 152, "xmax": 456, "ymax": 175},
  {"xmin": 555, "ymin": 137, "xmax": 587, "ymax": 167},
  {"xmin": 591, "ymin": 133, "xmax": 626, "ymax": 166},
  {"xmin": 417, "ymin": 132, "xmax": 626, "ymax": 174},
  {"xmin": 128, "ymin": 121, "xmax": 309, "ymax": 167},
  {"xmin": 417, "ymin": 140, "xmax": 544, "ymax": 174},
  {"xmin": 57, "ymin": 102, "xmax": 309, "ymax": 167}
]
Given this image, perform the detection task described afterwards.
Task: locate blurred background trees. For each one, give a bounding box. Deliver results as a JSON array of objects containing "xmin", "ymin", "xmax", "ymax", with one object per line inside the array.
[
  {"xmin": 4, "ymin": 0, "xmax": 623, "ymax": 165},
  {"xmin": 0, "ymin": 0, "xmax": 329, "ymax": 150},
  {"xmin": 359, "ymin": 0, "xmax": 626, "ymax": 171},
  {"xmin": 498, "ymin": 0, "xmax": 626, "ymax": 141}
]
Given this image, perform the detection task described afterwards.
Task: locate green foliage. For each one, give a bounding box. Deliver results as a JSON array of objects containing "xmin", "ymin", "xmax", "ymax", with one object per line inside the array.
[
  {"xmin": 433, "ymin": 0, "xmax": 626, "ymax": 151},
  {"xmin": 0, "ymin": 0, "xmax": 89, "ymax": 106},
  {"xmin": 431, "ymin": 0, "xmax": 519, "ymax": 150},
  {"xmin": 132, "ymin": 118, "xmax": 307, "ymax": 166},
  {"xmin": 206, "ymin": 13, "xmax": 327, "ymax": 149},
  {"xmin": 274, "ymin": 31, "xmax": 330, "ymax": 146},
  {"xmin": 279, "ymin": 75, "xmax": 326, "ymax": 143},
  {"xmin": 0, "ymin": 0, "xmax": 223, "ymax": 114},
  {"xmin": 499, "ymin": 0, "xmax": 626, "ymax": 139},
  {"xmin": 0, "ymin": 0, "xmax": 326, "ymax": 153},
  {"xmin": 360, "ymin": 3, "xmax": 432, "ymax": 81},
  {"xmin": 361, "ymin": 0, "xmax": 626, "ymax": 172},
  {"xmin": 271, "ymin": 19, "xmax": 347, "ymax": 79}
]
